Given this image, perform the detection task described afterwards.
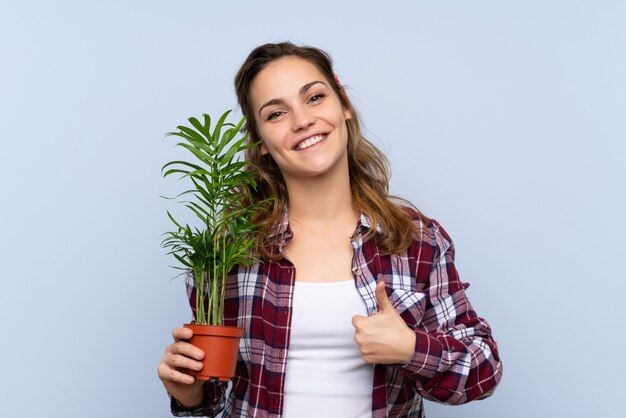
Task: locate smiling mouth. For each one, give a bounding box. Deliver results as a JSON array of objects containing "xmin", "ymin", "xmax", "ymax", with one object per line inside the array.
[{"xmin": 294, "ymin": 134, "xmax": 328, "ymax": 150}]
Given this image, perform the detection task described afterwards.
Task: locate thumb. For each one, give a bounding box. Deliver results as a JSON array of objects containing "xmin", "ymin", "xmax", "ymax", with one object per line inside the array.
[{"xmin": 375, "ymin": 281, "xmax": 393, "ymax": 312}]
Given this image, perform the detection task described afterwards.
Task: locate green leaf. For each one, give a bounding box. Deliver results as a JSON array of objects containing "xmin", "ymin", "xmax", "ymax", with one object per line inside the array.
[
  {"xmin": 216, "ymin": 120, "xmax": 246, "ymax": 155},
  {"xmin": 165, "ymin": 211, "xmax": 183, "ymax": 228},
  {"xmin": 202, "ymin": 114, "xmax": 212, "ymax": 136},
  {"xmin": 176, "ymin": 125, "xmax": 206, "ymax": 144},
  {"xmin": 188, "ymin": 117, "xmax": 209, "ymax": 139},
  {"xmin": 165, "ymin": 130, "xmax": 197, "ymax": 145},
  {"xmin": 190, "ymin": 176, "xmax": 216, "ymax": 205},
  {"xmin": 219, "ymin": 134, "xmax": 248, "ymax": 165},
  {"xmin": 177, "ymin": 143, "xmax": 216, "ymax": 165},
  {"xmin": 212, "ymin": 110, "xmax": 232, "ymax": 146}
]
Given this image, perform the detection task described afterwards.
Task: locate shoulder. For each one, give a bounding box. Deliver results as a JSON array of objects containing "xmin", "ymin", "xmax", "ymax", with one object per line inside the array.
[{"xmin": 401, "ymin": 205, "xmax": 454, "ymax": 258}]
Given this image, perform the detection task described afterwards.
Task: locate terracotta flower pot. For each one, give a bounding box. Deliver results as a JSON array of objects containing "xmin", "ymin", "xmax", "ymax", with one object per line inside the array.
[{"xmin": 184, "ymin": 323, "xmax": 244, "ymax": 382}]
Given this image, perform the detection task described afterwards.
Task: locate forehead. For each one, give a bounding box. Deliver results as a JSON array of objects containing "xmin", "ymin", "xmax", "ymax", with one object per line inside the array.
[{"xmin": 250, "ymin": 57, "xmax": 329, "ymax": 105}]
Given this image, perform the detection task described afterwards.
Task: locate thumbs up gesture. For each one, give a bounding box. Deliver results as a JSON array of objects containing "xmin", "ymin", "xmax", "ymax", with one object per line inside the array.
[{"xmin": 351, "ymin": 281, "xmax": 416, "ymax": 365}]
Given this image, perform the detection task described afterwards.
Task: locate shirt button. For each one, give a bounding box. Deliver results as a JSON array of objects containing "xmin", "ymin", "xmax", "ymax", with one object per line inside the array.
[{"xmin": 353, "ymin": 267, "xmax": 362, "ymax": 276}]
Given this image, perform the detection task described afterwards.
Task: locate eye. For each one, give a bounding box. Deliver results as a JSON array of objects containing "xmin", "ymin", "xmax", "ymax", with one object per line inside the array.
[
  {"xmin": 308, "ymin": 93, "xmax": 325, "ymax": 104},
  {"xmin": 267, "ymin": 111, "xmax": 284, "ymax": 121}
]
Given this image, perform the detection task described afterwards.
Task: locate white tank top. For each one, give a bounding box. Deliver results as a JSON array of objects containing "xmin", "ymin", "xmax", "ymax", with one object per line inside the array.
[{"xmin": 281, "ymin": 279, "xmax": 374, "ymax": 418}]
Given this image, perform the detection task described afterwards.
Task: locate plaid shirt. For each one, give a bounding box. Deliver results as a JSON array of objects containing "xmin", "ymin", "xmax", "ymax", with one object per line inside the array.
[{"xmin": 172, "ymin": 210, "xmax": 503, "ymax": 417}]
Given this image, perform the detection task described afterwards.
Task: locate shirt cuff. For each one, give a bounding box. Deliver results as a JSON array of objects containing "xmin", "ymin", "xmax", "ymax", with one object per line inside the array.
[
  {"xmin": 399, "ymin": 330, "xmax": 444, "ymax": 381},
  {"xmin": 170, "ymin": 379, "xmax": 226, "ymax": 417}
]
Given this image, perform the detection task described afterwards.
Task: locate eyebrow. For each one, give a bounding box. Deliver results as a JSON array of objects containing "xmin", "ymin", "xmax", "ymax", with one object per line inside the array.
[{"xmin": 257, "ymin": 80, "xmax": 328, "ymax": 116}]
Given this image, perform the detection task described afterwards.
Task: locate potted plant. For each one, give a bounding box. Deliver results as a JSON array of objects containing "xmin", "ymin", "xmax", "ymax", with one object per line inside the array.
[{"xmin": 161, "ymin": 110, "xmax": 264, "ymax": 382}]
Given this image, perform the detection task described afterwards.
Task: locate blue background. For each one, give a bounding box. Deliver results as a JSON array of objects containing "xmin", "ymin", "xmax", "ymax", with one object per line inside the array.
[{"xmin": 1, "ymin": 1, "xmax": 624, "ymax": 417}]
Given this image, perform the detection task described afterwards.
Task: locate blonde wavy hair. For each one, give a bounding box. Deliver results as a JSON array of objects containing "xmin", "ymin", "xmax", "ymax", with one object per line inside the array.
[{"xmin": 234, "ymin": 42, "xmax": 428, "ymax": 259}]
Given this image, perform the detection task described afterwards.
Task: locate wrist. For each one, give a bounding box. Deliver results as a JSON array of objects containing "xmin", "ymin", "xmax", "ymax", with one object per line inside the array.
[
  {"xmin": 169, "ymin": 381, "xmax": 205, "ymax": 410},
  {"xmin": 173, "ymin": 395, "xmax": 204, "ymax": 411},
  {"xmin": 399, "ymin": 327, "xmax": 416, "ymax": 365}
]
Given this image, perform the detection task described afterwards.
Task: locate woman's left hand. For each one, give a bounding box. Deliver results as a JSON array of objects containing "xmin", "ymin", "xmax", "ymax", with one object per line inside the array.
[{"xmin": 352, "ymin": 281, "xmax": 416, "ymax": 365}]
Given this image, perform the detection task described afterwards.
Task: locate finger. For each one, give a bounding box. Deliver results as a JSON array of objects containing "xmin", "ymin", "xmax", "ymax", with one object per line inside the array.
[
  {"xmin": 351, "ymin": 314, "xmax": 367, "ymax": 328},
  {"xmin": 170, "ymin": 341, "xmax": 205, "ymax": 361},
  {"xmin": 375, "ymin": 281, "xmax": 393, "ymax": 312},
  {"xmin": 167, "ymin": 353, "xmax": 204, "ymax": 372},
  {"xmin": 172, "ymin": 326, "xmax": 193, "ymax": 342},
  {"xmin": 353, "ymin": 329, "xmax": 365, "ymax": 346},
  {"xmin": 158, "ymin": 363, "xmax": 196, "ymax": 385}
]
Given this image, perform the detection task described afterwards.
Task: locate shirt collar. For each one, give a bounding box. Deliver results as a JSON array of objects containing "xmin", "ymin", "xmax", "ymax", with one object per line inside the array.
[
  {"xmin": 267, "ymin": 206, "xmax": 375, "ymax": 246},
  {"xmin": 358, "ymin": 212, "xmax": 373, "ymax": 231},
  {"xmin": 266, "ymin": 206, "xmax": 293, "ymax": 251}
]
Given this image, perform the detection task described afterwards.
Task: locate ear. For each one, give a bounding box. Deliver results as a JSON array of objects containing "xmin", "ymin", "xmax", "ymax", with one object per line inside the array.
[{"xmin": 343, "ymin": 107, "xmax": 352, "ymax": 120}]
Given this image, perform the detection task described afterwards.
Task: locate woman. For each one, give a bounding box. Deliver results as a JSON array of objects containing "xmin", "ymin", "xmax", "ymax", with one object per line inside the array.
[{"xmin": 158, "ymin": 42, "xmax": 503, "ymax": 418}]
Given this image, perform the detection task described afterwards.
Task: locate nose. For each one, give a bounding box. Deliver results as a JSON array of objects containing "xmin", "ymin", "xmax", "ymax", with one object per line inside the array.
[{"xmin": 291, "ymin": 106, "xmax": 314, "ymax": 131}]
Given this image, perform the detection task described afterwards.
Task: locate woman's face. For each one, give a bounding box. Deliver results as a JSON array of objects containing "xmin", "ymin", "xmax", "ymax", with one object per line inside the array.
[{"xmin": 249, "ymin": 56, "xmax": 352, "ymax": 182}]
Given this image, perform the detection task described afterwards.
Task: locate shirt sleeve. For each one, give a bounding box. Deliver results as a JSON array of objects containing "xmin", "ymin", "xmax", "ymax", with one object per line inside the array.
[
  {"xmin": 398, "ymin": 221, "xmax": 503, "ymax": 405},
  {"xmin": 170, "ymin": 379, "xmax": 227, "ymax": 417}
]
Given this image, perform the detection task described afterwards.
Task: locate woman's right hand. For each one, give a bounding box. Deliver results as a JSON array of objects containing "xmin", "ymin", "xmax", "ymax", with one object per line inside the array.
[{"xmin": 157, "ymin": 326, "xmax": 206, "ymax": 408}]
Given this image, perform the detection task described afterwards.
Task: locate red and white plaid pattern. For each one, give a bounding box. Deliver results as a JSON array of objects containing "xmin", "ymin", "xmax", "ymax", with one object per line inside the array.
[{"xmin": 172, "ymin": 209, "xmax": 503, "ymax": 417}]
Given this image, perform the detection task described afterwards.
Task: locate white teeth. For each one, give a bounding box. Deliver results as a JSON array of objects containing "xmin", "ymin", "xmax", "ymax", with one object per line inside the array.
[{"xmin": 296, "ymin": 134, "xmax": 326, "ymax": 150}]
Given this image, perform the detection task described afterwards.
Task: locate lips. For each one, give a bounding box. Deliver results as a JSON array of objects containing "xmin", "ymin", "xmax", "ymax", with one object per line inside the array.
[{"xmin": 294, "ymin": 133, "xmax": 328, "ymax": 150}]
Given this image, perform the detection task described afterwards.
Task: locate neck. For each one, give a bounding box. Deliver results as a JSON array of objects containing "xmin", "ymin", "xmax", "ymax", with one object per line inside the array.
[{"xmin": 284, "ymin": 159, "xmax": 357, "ymax": 229}]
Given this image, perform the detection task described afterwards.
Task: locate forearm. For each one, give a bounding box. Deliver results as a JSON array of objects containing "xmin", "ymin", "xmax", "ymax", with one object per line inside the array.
[{"xmin": 399, "ymin": 327, "xmax": 503, "ymax": 404}]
